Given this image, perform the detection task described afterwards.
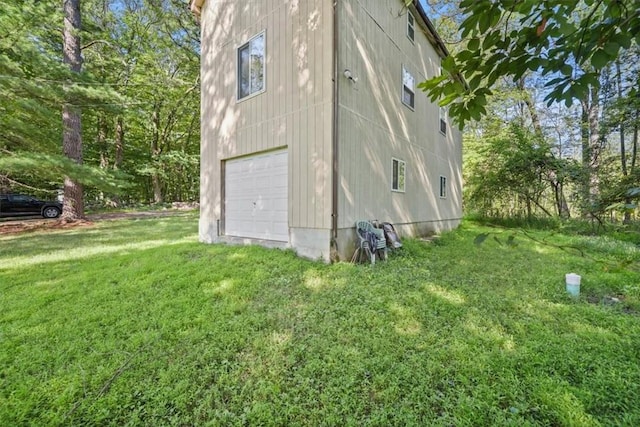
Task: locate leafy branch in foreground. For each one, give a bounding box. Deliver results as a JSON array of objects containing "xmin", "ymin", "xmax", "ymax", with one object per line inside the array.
[
  {"xmin": 420, "ymin": 0, "xmax": 640, "ymax": 127},
  {"xmin": 0, "ymin": 152, "xmax": 133, "ymax": 194}
]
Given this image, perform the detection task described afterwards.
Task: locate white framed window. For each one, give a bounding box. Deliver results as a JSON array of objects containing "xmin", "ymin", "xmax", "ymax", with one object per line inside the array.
[
  {"xmin": 439, "ymin": 106, "xmax": 447, "ymax": 135},
  {"xmin": 392, "ymin": 158, "xmax": 406, "ymax": 192},
  {"xmin": 407, "ymin": 11, "xmax": 415, "ymax": 42},
  {"xmin": 439, "ymin": 176, "xmax": 447, "ymax": 198},
  {"xmin": 402, "ymin": 66, "xmax": 415, "ymax": 109},
  {"xmin": 237, "ymin": 31, "xmax": 266, "ymax": 100}
]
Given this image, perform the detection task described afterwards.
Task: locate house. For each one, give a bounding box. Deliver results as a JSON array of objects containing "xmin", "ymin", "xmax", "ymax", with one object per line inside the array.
[{"xmin": 191, "ymin": 0, "xmax": 463, "ymax": 262}]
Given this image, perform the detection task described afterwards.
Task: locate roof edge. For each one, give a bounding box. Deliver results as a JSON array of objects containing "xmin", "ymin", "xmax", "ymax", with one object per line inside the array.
[{"xmin": 413, "ymin": 1, "xmax": 450, "ymax": 58}]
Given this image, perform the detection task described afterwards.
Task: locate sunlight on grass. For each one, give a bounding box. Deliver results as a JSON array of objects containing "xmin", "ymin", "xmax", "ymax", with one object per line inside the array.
[
  {"xmin": 569, "ymin": 321, "xmax": 619, "ymax": 339},
  {"xmin": 269, "ymin": 331, "xmax": 292, "ymax": 347},
  {"xmin": 423, "ymin": 283, "xmax": 466, "ymax": 305},
  {"xmin": 463, "ymin": 312, "xmax": 517, "ymax": 353},
  {"xmin": 202, "ymin": 279, "xmax": 236, "ymax": 295},
  {"xmin": 34, "ymin": 278, "xmax": 65, "ymax": 288},
  {"xmin": 2, "ymin": 217, "xmax": 640, "ymax": 426},
  {"xmin": 0, "ymin": 236, "xmax": 198, "ymax": 270},
  {"xmin": 534, "ymin": 380, "xmax": 600, "ymax": 426},
  {"xmin": 303, "ymin": 268, "xmax": 331, "ymax": 292},
  {"xmin": 389, "ymin": 302, "xmax": 422, "ymax": 336}
]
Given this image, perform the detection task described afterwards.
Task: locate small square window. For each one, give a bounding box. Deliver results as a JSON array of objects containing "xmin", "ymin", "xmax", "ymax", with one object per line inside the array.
[
  {"xmin": 439, "ymin": 106, "xmax": 447, "ymax": 135},
  {"xmin": 439, "ymin": 176, "xmax": 447, "ymax": 198},
  {"xmin": 402, "ymin": 66, "xmax": 415, "ymax": 109},
  {"xmin": 238, "ymin": 32, "xmax": 265, "ymax": 100},
  {"xmin": 407, "ymin": 11, "xmax": 415, "ymax": 42},
  {"xmin": 392, "ymin": 158, "xmax": 406, "ymax": 192}
]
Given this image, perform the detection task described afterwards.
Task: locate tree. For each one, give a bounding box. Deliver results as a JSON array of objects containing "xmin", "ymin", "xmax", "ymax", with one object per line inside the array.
[
  {"xmin": 599, "ymin": 46, "xmax": 640, "ymax": 222},
  {"xmin": 79, "ymin": 0, "xmax": 200, "ymax": 206},
  {"xmin": 62, "ymin": 0, "xmax": 85, "ymax": 220},
  {"xmin": 420, "ymin": 0, "xmax": 640, "ymax": 127},
  {"xmin": 0, "ymin": 0, "xmax": 128, "ymax": 204},
  {"xmin": 1, "ymin": 0, "xmax": 199, "ymax": 210},
  {"xmin": 0, "ymin": 1, "xmax": 64, "ymax": 192}
]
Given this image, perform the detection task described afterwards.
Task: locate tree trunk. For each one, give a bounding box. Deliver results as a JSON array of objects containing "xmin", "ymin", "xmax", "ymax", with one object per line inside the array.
[
  {"xmin": 115, "ymin": 116, "xmax": 124, "ymax": 170},
  {"xmin": 552, "ymin": 181, "xmax": 569, "ymax": 218},
  {"xmin": 615, "ymin": 61, "xmax": 632, "ymax": 224},
  {"xmin": 616, "ymin": 61, "xmax": 628, "ymax": 177},
  {"xmin": 98, "ymin": 114, "xmax": 109, "ymax": 169},
  {"xmin": 588, "ymin": 85, "xmax": 601, "ymax": 207},
  {"xmin": 151, "ymin": 106, "xmax": 163, "ymax": 204},
  {"xmin": 632, "ymin": 116, "xmax": 638, "ymax": 173},
  {"xmin": 110, "ymin": 115, "xmax": 125, "ymax": 207},
  {"xmin": 579, "ymin": 81, "xmax": 601, "ymax": 217},
  {"xmin": 520, "ymin": 79, "xmax": 571, "ymax": 218},
  {"xmin": 627, "ymin": 120, "xmax": 639, "ymax": 224},
  {"xmin": 61, "ymin": 0, "xmax": 84, "ymax": 221}
]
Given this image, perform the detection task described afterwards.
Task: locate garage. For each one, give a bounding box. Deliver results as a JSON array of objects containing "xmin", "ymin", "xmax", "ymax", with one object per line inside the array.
[{"xmin": 224, "ymin": 150, "xmax": 289, "ymax": 242}]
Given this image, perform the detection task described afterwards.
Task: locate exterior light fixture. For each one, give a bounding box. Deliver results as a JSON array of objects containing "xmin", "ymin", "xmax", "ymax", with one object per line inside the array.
[{"xmin": 343, "ymin": 69, "xmax": 358, "ymax": 83}]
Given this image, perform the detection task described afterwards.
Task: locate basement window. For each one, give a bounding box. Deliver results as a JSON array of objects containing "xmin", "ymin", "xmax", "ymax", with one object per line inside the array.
[
  {"xmin": 392, "ymin": 158, "xmax": 406, "ymax": 192},
  {"xmin": 402, "ymin": 66, "xmax": 415, "ymax": 109},
  {"xmin": 238, "ymin": 31, "xmax": 265, "ymax": 100},
  {"xmin": 407, "ymin": 11, "xmax": 415, "ymax": 42}
]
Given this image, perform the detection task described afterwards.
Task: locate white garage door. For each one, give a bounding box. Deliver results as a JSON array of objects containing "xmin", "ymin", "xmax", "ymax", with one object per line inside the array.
[{"xmin": 225, "ymin": 150, "xmax": 289, "ymax": 242}]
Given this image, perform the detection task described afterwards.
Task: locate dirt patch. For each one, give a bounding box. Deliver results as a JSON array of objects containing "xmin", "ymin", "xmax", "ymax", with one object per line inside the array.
[
  {"xmin": 0, "ymin": 209, "xmax": 194, "ymax": 235},
  {"xmin": 0, "ymin": 219, "xmax": 94, "ymax": 235}
]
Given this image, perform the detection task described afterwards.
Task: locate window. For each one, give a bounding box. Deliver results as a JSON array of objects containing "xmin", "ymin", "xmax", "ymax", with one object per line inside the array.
[
  {"xmin": 402, "ymin": 66, "xmax": 415, "ymax": 109},
  {"xmin": 439, "ymin": 176, "xmax": 447, "ymax": 198},
  {"xmin": 439, "ymin": 106, "xmax": 447, "ymax": 135},
  {"xmin": 392, "ymin": 158, "xmax": 406, "ymax": 192},
  {"xmin": 407, "ymin": 11, "xmax": 415, "ymax": 42},
  {"xmin": 238, "ymin": 32, "xmax": 265, "ymax": 100},
  {"xmin": 9, "ymin": 195, "xmax": 34, "ymax": 202}
]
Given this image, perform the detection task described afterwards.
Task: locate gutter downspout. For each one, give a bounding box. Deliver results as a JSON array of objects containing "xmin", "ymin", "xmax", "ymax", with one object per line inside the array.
[{"xmin": 330, "ymin": 0, "xmax": 340, "ymax": 260}]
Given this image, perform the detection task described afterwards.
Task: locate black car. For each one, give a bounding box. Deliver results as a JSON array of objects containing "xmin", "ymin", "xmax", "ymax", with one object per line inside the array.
[{"xmin": 0, "ymin": 194, "xmax": 63, "ymax": 219}]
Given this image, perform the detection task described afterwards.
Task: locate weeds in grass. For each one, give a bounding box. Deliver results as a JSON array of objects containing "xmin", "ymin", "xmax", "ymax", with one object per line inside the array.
[{"xmin": 1, "ymin": 215, "xmax": 639, "ymax": 426}]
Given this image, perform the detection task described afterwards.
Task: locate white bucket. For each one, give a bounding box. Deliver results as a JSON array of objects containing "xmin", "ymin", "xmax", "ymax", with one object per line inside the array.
[{"xmin": 565, "ymin": 273, "xmax": 581, "ymax": 297}]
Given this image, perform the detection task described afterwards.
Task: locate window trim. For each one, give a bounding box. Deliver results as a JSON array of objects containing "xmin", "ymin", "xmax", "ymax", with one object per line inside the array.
[
  {"xmin": 407, "ymin": 10, "xmax": 415, "ymax": 43},
  {"xmin": 237, "ymin": 30, "xmax": 266, "ymax": 101},
  {"xmin": 402, "ymin": 65, "xmax": 415, "ymax": 110},
  {"xmin": 439, "ymin": 106, "xmax": 447, "ymax": 135},
  {"xmin": 439, "ymin": 175, "xmax": 447, "ymax": 199},
  {"xmin": 392, "ymin": 158, "xmax": 407, "ymax": 193}
]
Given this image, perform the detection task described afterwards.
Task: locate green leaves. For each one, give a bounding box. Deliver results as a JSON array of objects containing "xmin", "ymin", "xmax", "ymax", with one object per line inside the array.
[
  {"xmin": 0, "ymin": 0, "xmax": 201, "ymax": 204},
  {"xmin": 467, "ymin": 38, "xmax": 480, "ymax": 51},
  {"xmin": 419, "ymin": 0, "xmax": 639, "ymax": 127},
  {"xmin": 591, "ymin": 49, "xmax": 610, "ymax": 70},
  {"xmin": 0, "ymin": 152, "xmax": 133, "ymax": 193}
]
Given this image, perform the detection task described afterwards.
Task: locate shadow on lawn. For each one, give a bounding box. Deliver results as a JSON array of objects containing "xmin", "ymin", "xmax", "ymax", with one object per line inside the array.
[
  {"xmin": 0, "ymin": 217, "xmax": 197, "ymax": 267},
  {"xmin": 2, "ymin": 224, "xmax": 639, "ymax": 426}
]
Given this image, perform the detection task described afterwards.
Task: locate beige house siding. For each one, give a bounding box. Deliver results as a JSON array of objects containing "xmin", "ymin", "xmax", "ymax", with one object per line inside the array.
[
  {"xmin": 198, "ymin": 0, "xmax": 335, "ymax": 257},
  {"xmin": 334, "ymin": 0, "xmax": 462, "ymax": 256},
  {"xmin": 198, "ymin": 0, "xmax": 463, "ymax": 261}
]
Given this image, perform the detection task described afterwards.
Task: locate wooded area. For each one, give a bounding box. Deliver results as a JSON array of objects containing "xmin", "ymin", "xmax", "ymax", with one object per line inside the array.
[
  {"xmin": 1, "ymin": 0, "xmax": 638, "ymax": 224},
  {"xmin": 421, "ymin": 0, "xmax": 640, "ymax": 224},
  {"xmin": 0, "ymin": 0, "xmax": 200, "ymax": 218}
]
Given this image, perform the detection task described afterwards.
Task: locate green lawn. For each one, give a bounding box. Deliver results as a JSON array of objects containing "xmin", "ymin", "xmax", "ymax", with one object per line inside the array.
[{"xmin": 1, "ymin": 214, "xmax": 639, "ymax": 426}]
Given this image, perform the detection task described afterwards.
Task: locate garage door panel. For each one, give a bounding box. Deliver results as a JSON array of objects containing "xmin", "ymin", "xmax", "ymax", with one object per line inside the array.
[{"xmin": 225, "ymin": 150, "xmax": 289, "ymax": 242}]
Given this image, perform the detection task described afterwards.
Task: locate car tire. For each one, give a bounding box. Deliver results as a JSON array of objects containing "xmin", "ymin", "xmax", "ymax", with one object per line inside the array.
[{"xmin": 42, "ymin": 206, "xmax": 61, "ymax": 218}]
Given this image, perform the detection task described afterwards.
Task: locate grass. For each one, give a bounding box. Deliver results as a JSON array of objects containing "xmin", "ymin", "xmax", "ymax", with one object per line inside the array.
[{"xmin": 1, "ymin": 214, "xmax": 640, "ymax": 426}]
